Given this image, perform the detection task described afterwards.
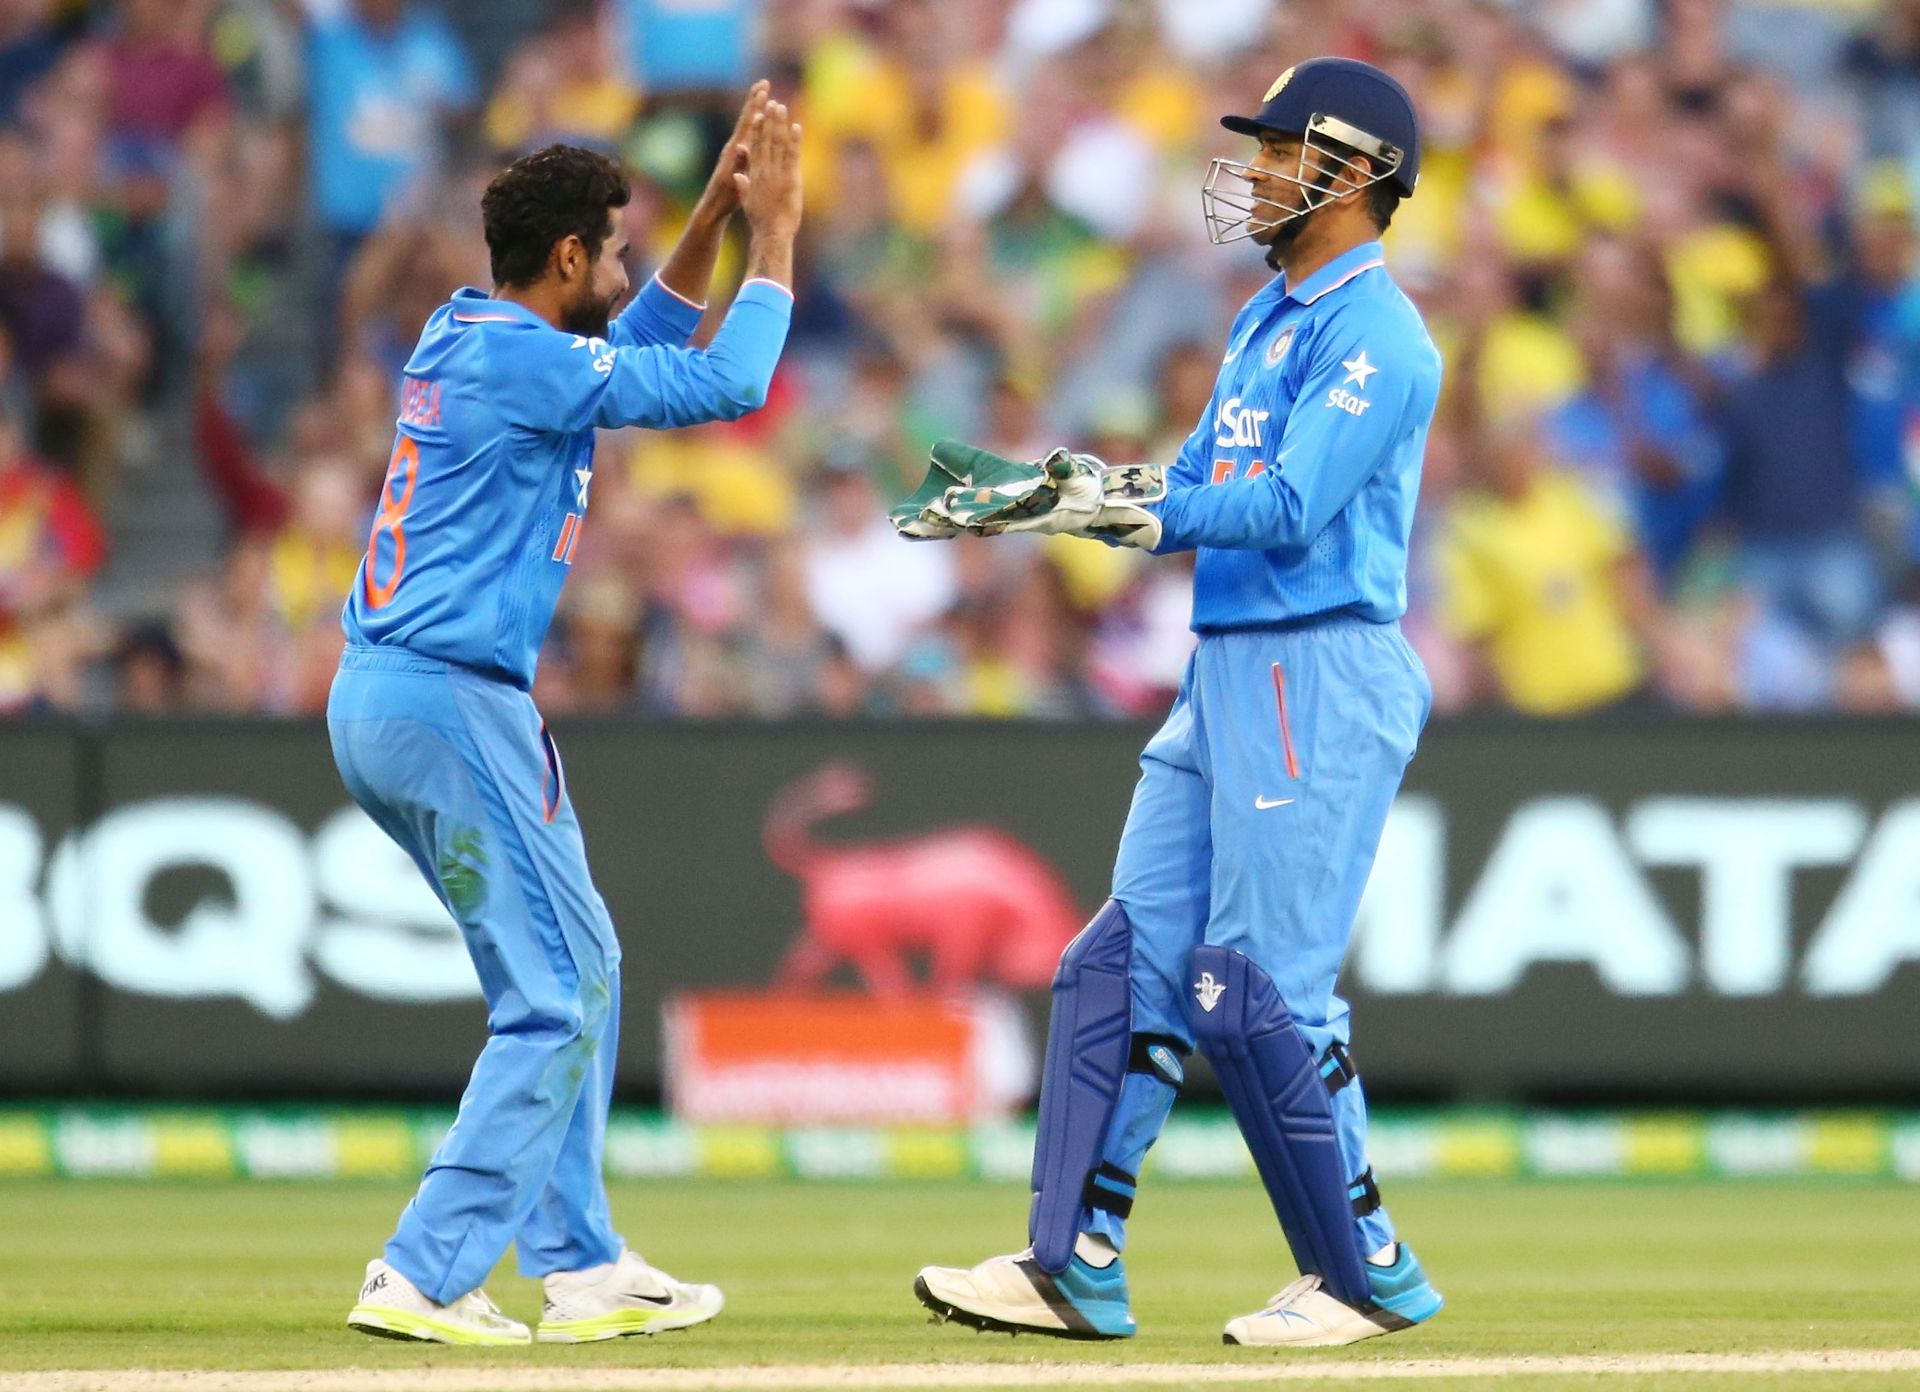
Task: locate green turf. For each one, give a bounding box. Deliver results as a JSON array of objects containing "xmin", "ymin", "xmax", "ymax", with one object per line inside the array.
[{"xmin": 0, "ymin": 1178, "xmax": 1915, "ymax": 1389}]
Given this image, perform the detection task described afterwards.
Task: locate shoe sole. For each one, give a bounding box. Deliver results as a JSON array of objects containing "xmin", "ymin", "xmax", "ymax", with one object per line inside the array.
[
  {"xmin": 913, "ymin": 1275, "xmax": 1125, "ymax": 1342},
  {"xmin": 536, "ymin": 1303, "xmax": 724, "ymax": 1343},
  {"xmin": 347, "ymin": 1306, "xmax": 530, "ymax": 1346}
]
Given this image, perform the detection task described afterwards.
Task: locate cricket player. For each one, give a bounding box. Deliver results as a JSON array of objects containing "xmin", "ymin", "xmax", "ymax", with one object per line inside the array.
[
  {"xmin": 912, "ymin": 58, "xmax": 1445, "ymax": 1347},
  {"xmin": 329, "ymin": 86, "xmax": 802, "ymax": 1345}
]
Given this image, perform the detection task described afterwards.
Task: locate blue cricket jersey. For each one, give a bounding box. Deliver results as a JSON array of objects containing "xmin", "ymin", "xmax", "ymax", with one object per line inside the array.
[
  {"xmin": 1152, "ymin": 241, "xmax": 1441, "ymax": 628},
  {"xmin": 343, "ymin": 275, "xmax": 793, "ymax": 687}
]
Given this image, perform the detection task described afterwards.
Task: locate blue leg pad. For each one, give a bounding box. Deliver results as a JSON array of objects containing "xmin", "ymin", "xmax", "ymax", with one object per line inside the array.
[
  {"xmin": 1028, "ymin": 901, "xmax": 1134, "ymax": 1274},
  {"xmin": 1183, "ymin": 944, "xmax": 1372, "ymax": 1310}
]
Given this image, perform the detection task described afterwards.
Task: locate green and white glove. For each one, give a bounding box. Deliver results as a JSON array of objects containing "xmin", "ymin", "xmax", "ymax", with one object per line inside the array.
[
  {"xmin": 890, "ymin": 440, "xmax": 1166, "ymax": 549},
  {"xmin": 889, "ymin": 440, "xmax": 1054, "ymax": 539},
  {"xmin": 958, "ymin": 447, "xmax": 1167, "ymax": 551}
]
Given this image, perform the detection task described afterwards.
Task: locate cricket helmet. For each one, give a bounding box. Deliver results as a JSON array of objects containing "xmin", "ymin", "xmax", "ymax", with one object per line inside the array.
[{"xmin": 1203, "ymin": 56, "xmax": 1421, "ymax": 245}]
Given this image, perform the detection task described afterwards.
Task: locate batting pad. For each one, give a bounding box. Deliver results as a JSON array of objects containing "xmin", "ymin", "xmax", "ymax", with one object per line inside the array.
[
  {"xmin": 1027, "ymin": 900, "xmax": 1135, "ymax": 1274},
  {"xmin": 1184, "ymin": 944, "xmax": 1372, "ymax": 1309}
]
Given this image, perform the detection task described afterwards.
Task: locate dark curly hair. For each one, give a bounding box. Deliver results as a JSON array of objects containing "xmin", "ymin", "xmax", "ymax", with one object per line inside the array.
[{"xmin": 481, "ymin": 144, "xmax": 631, "ymax": 288}]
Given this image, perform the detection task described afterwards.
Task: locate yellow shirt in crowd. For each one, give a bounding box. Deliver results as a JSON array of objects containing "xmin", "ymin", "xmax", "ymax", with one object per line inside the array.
[
  {"xmin": 1440, "ymin": 471, "xmax": 1644, "ymax": 715},
  {"xmin": 270, "ymin": 535, "xmax": 363, "ymax": 631},
  {"xmin": 624, "ymin": 430, "xmax": 796, "ymax": 537},
  {"xmin": 802, "ymin": 38, "xmax": 1008, "ymax": 236}
]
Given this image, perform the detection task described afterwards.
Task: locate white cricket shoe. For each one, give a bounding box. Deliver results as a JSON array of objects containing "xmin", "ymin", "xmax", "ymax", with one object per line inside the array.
[
  {"xmin": 1224, "ymin": 1242, "xmax": 1443, "ymax": 1348},
  {"xmin": 1222, "ymin": 1275, "xmax": 1422, "ymax": 1348},
  {"xmin": 536, "ymin": 1248, "xmax": 725, "ymax": 1342},
  {"xmin": 346, "ymin": 1258, "xmax": 530, "ymax": 1345},
  {"xmin": 914, "ymin": 1246, "xmax": 1136, "ymax": 1339}
]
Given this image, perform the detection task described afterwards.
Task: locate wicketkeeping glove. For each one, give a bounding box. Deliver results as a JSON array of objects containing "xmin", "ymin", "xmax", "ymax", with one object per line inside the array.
[
  {"xmin": 949, "ymin": 446, "xmax": 1167, "ymax": 550},
  {"xmin": 889, "ymin": 440, "xmax": 1054, "ymax": 539}
]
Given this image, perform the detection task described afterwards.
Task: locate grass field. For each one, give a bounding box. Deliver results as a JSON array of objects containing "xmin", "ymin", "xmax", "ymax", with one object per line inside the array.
[{"xmin": 2, "ymin": 1178, "xmax": 1918, "ymax": 1391}]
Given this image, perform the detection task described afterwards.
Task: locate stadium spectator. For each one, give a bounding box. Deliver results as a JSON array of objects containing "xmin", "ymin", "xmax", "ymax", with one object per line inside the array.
[
  {"xmin": 1716, "ymin": 273, "xmax": 1881, "ymax": 653},
  {"xmin": 1545, "ymin": 235, "xmax": 1723, "ymax": 587},
  {"xmin": 99, "ymin": 0, "xmax": 229, "ymax": 152},
  {"xmin": 1438, "ymin": 416, "xmax": 1659, "ymax": 716},
  {"xmin": 0, "ymin": 405, "xmax": 102, "ymax": 712},
  {"xmin": 803, "ymin": 448, "xmax": 957, "ymax": 676},
  {"xmin": 485, "ymin": 0, "xmax": 639, "ymax": 155},
  {"xmin": 0, "ymin": 1, "xmax": 64, "ymax": 127},
  {"xmin": 303, "ymin": 0, "xmax": 477, "ymax": 328},
  {"xmin": 111, "ymin": 618, "xmax": 185, "ymax": 712}
]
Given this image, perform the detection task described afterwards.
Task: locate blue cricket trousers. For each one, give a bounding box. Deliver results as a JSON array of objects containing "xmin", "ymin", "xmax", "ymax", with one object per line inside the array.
[
  {"xmin": 328, "ymin": 643, "xmax": 624, "ymax": 1303},
  {"xmin": 1092, "ymin": 618, "xmax": 1430, "ymax": 1256}
]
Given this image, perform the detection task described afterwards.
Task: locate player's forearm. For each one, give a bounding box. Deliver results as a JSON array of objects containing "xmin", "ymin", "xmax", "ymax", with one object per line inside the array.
[
  {"xmin": 594, "ymin": 280, "xmax": 794, "ymax": 430},
  {"xmin": 1152, "ymin": 473, "xmax": 1313, "ymax": 553},
  {"xmin": 702, "ymin": 278, "xmax": 793, "ymax": 415},
  {"xmin": 742, "ymin": 226, "xmax": 795, "ymax": 292},
  {"xmin": 654, "ymin": 205, "xmax": 729, "ymax": 309}
]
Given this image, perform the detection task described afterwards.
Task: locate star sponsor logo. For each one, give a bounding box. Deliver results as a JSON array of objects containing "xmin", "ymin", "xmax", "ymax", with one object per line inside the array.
[
  {"xmin": 1214, "ymin": 396, "xmax": 1270, "ymax": 449},
  {"xmin": 1325, "ymin": 350, "xmax": 1379, "ymax": 415}
]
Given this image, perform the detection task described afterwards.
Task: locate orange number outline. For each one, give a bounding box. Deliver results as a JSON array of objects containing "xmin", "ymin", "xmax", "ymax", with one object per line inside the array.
[{"xmin": 363, "ymin": 436, "xmax": 420, "ymax": 609}]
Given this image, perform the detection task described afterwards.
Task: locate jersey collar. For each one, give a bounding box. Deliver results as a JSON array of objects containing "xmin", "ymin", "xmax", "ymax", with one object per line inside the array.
[
  {"xmin": 1278, "ymin": 240, "xmax": 1386, "ymax": 308},
  {"xmin": 448, "ymin": 287, "xmax": 545, "ymax": 326}
]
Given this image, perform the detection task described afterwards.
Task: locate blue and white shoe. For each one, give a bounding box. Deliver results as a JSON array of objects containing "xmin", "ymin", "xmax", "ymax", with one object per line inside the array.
[
  {"xmin": 915, "ymin": 1247, "xmax": 1136, "ymax": 1340},
  {"xmin": 1223, "ymin": 1242, "xmax": 1443, "ymax": 1348}
]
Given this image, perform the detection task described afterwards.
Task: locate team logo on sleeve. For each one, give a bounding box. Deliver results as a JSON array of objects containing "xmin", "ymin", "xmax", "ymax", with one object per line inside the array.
[
  {"xmin": 1326, "ymin": 349, "xmax": 1378, "ymax": 416},
  {"xmin": 1265, "ymin": 326, "xmax": 1295, "ymax": 368}
]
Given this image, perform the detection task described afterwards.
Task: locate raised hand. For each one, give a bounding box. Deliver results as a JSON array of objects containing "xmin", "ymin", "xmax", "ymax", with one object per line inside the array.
[
  {"xmin": 692, "ymin": 79, "xmax": 770, "ymax": 225},
  {"xmin": 734, "ymin": 98, "xmax": 803, "ymax": 241}
]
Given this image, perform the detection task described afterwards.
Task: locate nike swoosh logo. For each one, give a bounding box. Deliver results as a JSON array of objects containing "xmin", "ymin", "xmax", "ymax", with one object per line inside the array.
[{"xmin": 1255, "ymin": 796, "xmax": 1294, "ymax": 809}]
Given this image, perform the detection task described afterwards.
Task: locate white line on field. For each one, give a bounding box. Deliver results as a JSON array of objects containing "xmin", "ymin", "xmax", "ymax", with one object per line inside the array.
[{"xmin": 6, "ymin": 1351, "xmax": 1920, "ymax": 1391}]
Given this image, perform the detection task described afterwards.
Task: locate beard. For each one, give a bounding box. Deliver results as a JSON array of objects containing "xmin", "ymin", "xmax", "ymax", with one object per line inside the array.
[
  {"xmin": 561, "ymin": 288, "xmax": 619, "ymax": 340},
  {"xmin": 1260, "ymin": 208, "xmax": 1310, "ymax": 271}
]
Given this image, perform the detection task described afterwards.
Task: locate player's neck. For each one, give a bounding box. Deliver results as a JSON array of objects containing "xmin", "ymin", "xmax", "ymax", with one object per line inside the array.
[
  {"xmin": 494, "ymin": 282, "xmax": 569, "ymax": 333},
  {"xmin": 1269, "ymin": 219, "xmax": 1375, "ymax": 290}
]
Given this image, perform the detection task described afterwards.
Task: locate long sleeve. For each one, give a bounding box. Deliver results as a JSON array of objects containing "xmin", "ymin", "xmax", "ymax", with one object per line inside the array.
[
  {"xmin": 609, "ymin": 273, "xmax": 706, "ymax": 350},
  {"xmin": 1164, "ymin": 410, "xmax": 1210, "ymax": 491},
  {"xmin": 493, "ymin": 280, "xmax": 793, "ymax": 433},
  {"xmin": 1152, "ymin": 311, "xmax": 1433, "ymax": 554}
]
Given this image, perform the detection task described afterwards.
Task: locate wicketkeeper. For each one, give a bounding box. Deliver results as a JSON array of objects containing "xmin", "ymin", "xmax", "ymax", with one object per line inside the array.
[{"xmin": 901, "ymin": 57, "xmax": 1445, "ymax": 1348}]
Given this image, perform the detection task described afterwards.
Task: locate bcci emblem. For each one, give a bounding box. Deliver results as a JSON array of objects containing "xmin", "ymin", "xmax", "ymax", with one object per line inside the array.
[
  {"xmin": 1264, "ymin": 66, "xmax": 1295, "ymax": 101},
  {"xmin": 1265, "ymin": 326, "xmax": 1295, "ymax": 369}
]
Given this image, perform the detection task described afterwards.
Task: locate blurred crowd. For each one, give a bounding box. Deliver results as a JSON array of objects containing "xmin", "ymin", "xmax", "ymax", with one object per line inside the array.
[{"xmin": 3, "ymin": 0, "xmax": 1920, "ymax": 719}]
